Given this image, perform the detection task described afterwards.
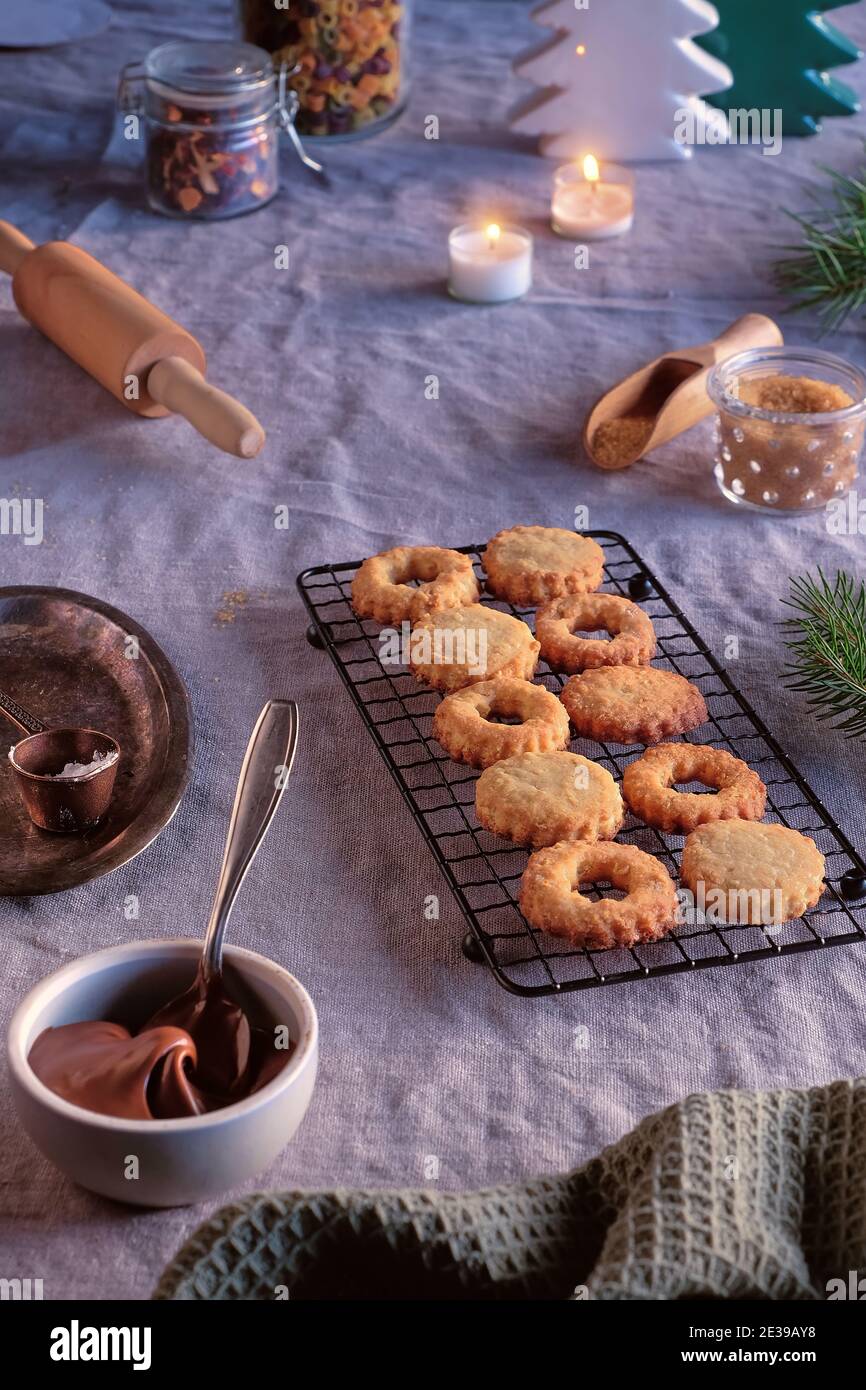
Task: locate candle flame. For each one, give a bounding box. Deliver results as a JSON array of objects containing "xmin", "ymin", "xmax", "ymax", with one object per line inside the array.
[
  {"xmin": 583, "ymin": 155, "xmax": 600, "ymax": 183},
  {"xmin": 575, "ymin": 44, "xmax": 586, "ymax": 56},
  {"xmin": 485, "ymin": 222, "xmax": 501, "ymax": 249}
]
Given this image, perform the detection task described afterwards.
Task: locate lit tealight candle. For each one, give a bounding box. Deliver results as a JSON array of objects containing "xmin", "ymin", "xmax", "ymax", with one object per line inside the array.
[
  {"xmin": 448, "ymin": 221, "xmax": 533, "ymax": 303},
  {"xmin": 551, "ymin": 155, "xmax": 634, "ymax": 241}
]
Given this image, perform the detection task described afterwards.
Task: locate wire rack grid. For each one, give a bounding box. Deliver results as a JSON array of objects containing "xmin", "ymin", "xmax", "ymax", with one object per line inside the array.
[{"xmin": 298, "ymin": 533, "xmax": 866, "ymax": 997}]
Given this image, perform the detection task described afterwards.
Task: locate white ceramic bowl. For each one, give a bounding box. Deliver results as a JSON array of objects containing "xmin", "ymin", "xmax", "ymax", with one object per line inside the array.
[{"xmin": 7, "ymin": 939, "xmax": 318, "ymax": 1208}]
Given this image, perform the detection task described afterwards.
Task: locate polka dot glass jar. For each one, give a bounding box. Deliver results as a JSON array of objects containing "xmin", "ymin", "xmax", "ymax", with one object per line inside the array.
[{"xmin": 708, "ymin": 347, "xmax": 866, "ymax": 514}]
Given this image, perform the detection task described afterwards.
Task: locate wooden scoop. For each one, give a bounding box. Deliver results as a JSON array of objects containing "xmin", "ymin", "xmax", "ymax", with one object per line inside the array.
[
  {"xmin": 583, "ymin": 313, "xmax": 784, "ymax": 470},
  {"xmin": 0, "ymin": 221, "xmax": 265, "ymax": 459}
]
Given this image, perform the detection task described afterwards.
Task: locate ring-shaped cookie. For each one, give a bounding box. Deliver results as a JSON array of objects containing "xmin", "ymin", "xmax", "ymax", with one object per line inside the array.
[
  {"xmin": 432, "ymin": 677, "xmax": 570, "ymax": 769},
  {"xmin": 622, "ymin": 742, "xmax": 766, "ymax": 834},
  {"xmin": 351, "ymin": 546, "xmax": 479, "ymax": 625},
  {"xmin": 536, "ymin": 593, "xmax": 656, "ymax": 672},
  {"xmin": 483, "ymin": 526, "xmax": 605, "ymax": 606},
  {"xmin": 476, "ymin": 751, "xmax": 624, "ymax": 848},
  {"xmin": 519, "ymin": 841, "xmax": 679, "ymax": 948}
]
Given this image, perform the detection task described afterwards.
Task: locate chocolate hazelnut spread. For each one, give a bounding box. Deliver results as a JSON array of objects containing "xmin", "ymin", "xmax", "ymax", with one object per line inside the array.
[{"xmin": 29, "ymin": 970, "xmax": 290, "ymax": 1120}]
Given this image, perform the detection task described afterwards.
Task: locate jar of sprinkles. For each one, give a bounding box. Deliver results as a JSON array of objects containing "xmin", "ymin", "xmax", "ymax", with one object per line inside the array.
[
  {"xmin": 708, "ymin": 347, "xmax": 866, "ymax": 514},
  {"xmin": 120, "ymin": 41, "xmax": 296, "ymax": 219},
  {"xmin": 240, "ymin": 0, "xmax": 410, "ymax": 140}
]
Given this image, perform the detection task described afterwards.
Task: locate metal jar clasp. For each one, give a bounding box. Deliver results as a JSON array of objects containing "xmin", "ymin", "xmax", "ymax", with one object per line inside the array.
[
  {"xmin": 277, "ymin": 62, "xmax": 327, "ymax": 181},
  {"xmin": 117, "ymin": 60, "xmax": 146, "ymax": 114}
]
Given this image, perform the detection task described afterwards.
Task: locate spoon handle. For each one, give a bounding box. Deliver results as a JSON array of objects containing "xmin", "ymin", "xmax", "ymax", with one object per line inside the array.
[
  {"xmin": 0, "ymin": 687, "xmax": 46, "ymax": 736},
  {"xmin": 201, "ymin": 700, "xmax": 299, "ymax": 983}
]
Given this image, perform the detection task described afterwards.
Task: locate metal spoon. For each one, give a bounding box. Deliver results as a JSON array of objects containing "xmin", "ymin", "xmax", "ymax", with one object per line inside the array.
[
  {"xmin": 201, "ymin": 698, "xmax": 299, "ymax": 984},
  {"xmin": 144, "ymin": 700, "xmax": 299, "ymax": 1094},
  {"xmin": 0, "ymin": 687, "xmax": 120, "ymax": 833}
]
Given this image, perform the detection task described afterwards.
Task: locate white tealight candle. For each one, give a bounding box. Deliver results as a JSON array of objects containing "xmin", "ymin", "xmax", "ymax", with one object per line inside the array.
[
  {"xmin": 551, "ymin": 156, "xmax": 634, "ymax": 241},
  {"xmin": 448, "ymin": 222, "xmax": 533, "ymax": 303}
]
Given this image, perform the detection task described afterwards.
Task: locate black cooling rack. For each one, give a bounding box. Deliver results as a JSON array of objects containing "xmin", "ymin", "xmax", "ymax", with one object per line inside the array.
[{"xmin": 298, "ymin": 533, "xmax": 866, "ymax": 996}]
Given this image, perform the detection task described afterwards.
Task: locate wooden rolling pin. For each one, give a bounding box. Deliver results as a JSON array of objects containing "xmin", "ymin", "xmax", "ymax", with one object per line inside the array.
[{"xmin": 0, "ymin": 221, "xmax": 265, "ymax": 459}]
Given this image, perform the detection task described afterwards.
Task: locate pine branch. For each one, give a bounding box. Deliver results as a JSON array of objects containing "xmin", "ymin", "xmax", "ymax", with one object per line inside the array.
[
  {"xmin": 774, "ymin": 150, "xmax": 866, "ymax": 330},
  {"xmin": 781, "ymin": 570, "xmax": 866, "ymax": 739}
]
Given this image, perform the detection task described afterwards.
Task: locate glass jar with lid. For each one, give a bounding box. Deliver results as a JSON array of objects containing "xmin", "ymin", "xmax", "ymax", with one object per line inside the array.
[
  {"xmin": 119, "ymin": 40, "xmax": 298, "ymax": 219},
  {"xmin": 239, "ymin": 0, "xmax": 411, "ymax": 140},
  {"xmin": 708, "ymin": 347, "xmax": 866, "ymax": 514}
]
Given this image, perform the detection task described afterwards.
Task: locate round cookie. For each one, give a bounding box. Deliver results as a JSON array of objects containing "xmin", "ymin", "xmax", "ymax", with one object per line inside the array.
[
  {"xmin": 483, "ymin": 526, "xmax": 605, "ymax": 606},
  {"xmin": 560, "ymin": 666, "xmax": 708, "ymax": 746},
  {"xmin": 432, "ymin": 677, "xmax": 570, "ymax": 769},
  {"xmin": 519, "ymin": 841, "xmax": 679, "ymax": 948},
  {"xmin": 476, "ymin": 751, "xmax": 623, "ymax": 848},
  {"xmin": 622, "ymin": 742, "xmax": 766, "ymax": 834},
  {"xmin": 536, "ymin": 592, "xmax": 656, "ymax": 672},
  {"xmin": 680, "ymin": 820, "xmax": 825, "ymax": 925},
  {"xmin": 410, "ymin": 604, "xmax": 539, "ymax": 693},
  {"xmin": 351, "ymin": 545, "xmax": 479, "ymax": 625}
]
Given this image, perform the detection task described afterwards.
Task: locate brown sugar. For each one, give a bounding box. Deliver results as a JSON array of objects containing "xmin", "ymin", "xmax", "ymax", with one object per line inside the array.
[
  {"xmin": 717, "ymin": 373, "xmax": 862, "ymax": 511},
  {"xmin": 738, "ymin": 374, "xmax": 854, "ymax": 415},
  {"xmin": 591, "ymin": 415, "xmax": 653, "ymax": 467}
]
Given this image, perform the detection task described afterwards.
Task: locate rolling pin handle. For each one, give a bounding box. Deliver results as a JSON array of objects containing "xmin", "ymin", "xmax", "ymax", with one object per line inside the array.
[
  {"xmin": 147, "ymin": 357, "xmax": 266, "ymax": 459},
  {"xmin": 0, "ymin": 221, "xmax": 36, "ymax": 277}
]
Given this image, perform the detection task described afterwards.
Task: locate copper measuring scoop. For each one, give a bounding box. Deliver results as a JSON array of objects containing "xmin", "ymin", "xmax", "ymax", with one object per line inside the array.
[{"xmin": 0, "ymin": 688, "xmax": 120, "ymax": 834}]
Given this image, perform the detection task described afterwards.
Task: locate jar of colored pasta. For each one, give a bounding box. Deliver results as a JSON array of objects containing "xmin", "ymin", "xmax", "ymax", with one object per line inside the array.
[
  {"xmin": 119, "ymin": 41, "xmax": 294, "ymax": 219},
  {"xmin": 240, "ymin": 0, "xmax": 411, "ymax": 140}
]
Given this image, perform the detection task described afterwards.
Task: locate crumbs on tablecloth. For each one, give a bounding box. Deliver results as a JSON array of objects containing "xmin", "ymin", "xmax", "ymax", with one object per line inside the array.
[
  {"xmin": 215, "ymin": 590, "xmax": 249, "ymax": 626},
  {"xmin": 214, "ymin": 589, "xmax": 272, "ymax": 626}
]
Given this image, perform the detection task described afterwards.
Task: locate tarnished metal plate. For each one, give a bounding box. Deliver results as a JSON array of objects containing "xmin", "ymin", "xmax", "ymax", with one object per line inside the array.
[{"xmin": 0, "ymin": 587, "xmax": 192, "ymax": 896}]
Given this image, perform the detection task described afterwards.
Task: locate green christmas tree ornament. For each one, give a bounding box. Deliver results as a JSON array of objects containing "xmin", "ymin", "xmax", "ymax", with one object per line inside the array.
[{"xmin": 698, "ymin": 0, "xmax": 863, "ymax": 137}]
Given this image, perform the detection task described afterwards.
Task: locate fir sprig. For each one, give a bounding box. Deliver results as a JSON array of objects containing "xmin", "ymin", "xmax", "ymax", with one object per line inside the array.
[
  {"xmin": 774, "ymin": 157, "xmax": 866, "ymax": 330},
  {"xmin": 781, "ymin": 570, "xmax": 866, "ymax": 739}
]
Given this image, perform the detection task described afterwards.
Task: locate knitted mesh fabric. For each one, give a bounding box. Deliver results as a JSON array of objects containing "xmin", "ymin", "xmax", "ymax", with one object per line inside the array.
[{"xmin": 154, "ymin": 1077, "xmax": 866, "ymax": 1301}]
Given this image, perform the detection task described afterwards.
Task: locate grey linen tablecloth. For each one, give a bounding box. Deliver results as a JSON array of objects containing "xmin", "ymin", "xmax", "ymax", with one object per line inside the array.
[{"xmin": 2, "ymin": 0, "xmax": 866, "ymax": 1301}]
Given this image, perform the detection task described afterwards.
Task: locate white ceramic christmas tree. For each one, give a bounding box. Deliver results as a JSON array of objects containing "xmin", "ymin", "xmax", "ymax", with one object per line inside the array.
[{"xmin": 510, "ymin": 0, "xmax": 733, "ymax": 161}]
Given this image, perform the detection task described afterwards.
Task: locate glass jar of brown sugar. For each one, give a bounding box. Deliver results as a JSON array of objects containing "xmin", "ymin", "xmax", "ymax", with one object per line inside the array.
[{"xmin": 708, "ymin": 347, "xmax": 866, "ymax": 513}]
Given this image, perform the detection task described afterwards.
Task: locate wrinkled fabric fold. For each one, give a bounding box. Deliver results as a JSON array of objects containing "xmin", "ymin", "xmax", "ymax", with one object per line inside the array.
[{"xmin": 155, "ymin": 1078, "xmax": 866, "ymax": 1300}]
